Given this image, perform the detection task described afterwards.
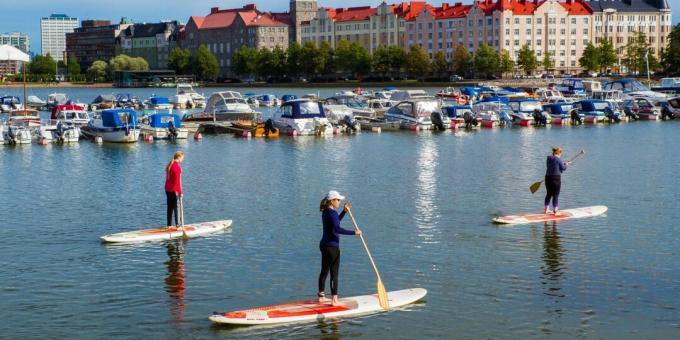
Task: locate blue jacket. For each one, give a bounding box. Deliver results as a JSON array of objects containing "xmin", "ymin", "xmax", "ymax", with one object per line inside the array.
[
  {"xmin": 546, "ymin": 155, "xmax": 567, "ymax": 176},
  {"xmin": 320, "ymin": 208, "xmax": 355, "ymax": 247}
]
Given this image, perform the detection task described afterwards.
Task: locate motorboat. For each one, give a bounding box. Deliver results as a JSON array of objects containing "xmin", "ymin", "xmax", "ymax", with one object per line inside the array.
[
  {"xmin": 271, "ymin": 99, "xmax": 333, "ymax": 136},
  {"xmin": 182, "ymin": 91, "xmax": 260, "ymax": 124},
  {"xmin": 145, "ymin": 96, "xmax": 174, "ymax": 110},
  {"xmin": 36, "ymin": 120, "xmax": 81, "ymax": 143},
  {"xmin": 651, "ymin": 78, "xmax": 680, "ymax": 95},
  {"xmin": 620, "ymin": 98, "xmax": 661, "ymax": 121},
  {"xmin": 534, "ymin": 88, "xmax": 571, "ymax": 104},
  {"xmin": 91, "ymin": 94, "xmax": 116, "ymax": 110},
  {"xmin": 555, "ymin": 78, "xmax": 587, "ymax": 98},
  {"xmin": 244, "ymin": 93, "xmax": 260, "ymax": 108},
  {"xmin": 0, "ymin": 96, "xmax": 22, "ymax": 113},
  {"xmin": 51, "ymin": 104, "xmax": 90, "ymax": 127},
  {"xmin": 385, "ymin": 99, "xmax": 451, "ymax": 130},
  {"xmin": 116, "ymin": 93, "xmax": 141, "ymax": 109},
  {"xmin": 171, "ymin": 84, "xmax": 206, "ymax": 109},
  {"xmin": 436, "ymin": 87, "xmax": 468, "ymax": 104},
  {"xmin": 8, "ymin": 109, "xmax": 41, "ymax": 128},
  {"xmin": 603, "ymin": 79, "xmax": 667, "ymax": 101},
  {"xmin": 324, "ymin": 93, "xmax": 374, "ymax": 117},
  {"xmin": 81, "ymin": 109, "xmax": 140, "ymax": 143},
  {"xmin": 252, "ymin": 94, "xmax": 280, "ymax": 107},
  {"xmin": 542, "ymin": 103, "xmax": 575, "ymax": 125},
  {"xmin": 507, "ymin": 98, "xmax": 545, "ymax": 126},
  {"xmin": 661, "ymin": 97, "xmax": 680, "ymax": 119},
  {"xmin": 46, "ymin": 93, "xmax": 68, "ymax": 111},
  {"xmin": 471, "ymin": 98, "xmax": 510, "ymax": 127},
  {"xmin": 26, "ymin": 95, "xmax": 46, "ymax": 110},
  {"xmin": 591, "ymin": 89, "xmax": 625, "ymax": 107},
  {"xmin": 142, "ymin": 112, "xmax": 188, "ymax": 140},
  {"xmin": 442, "ymin": 105, "xmax": 473, "ymax": 128},
  {"xmin": 322, "ymin": 104, "xmax": 360, "ymax": 133},
  {"xmin": 1, "ymin": 122, "xmax": 31, "ymax": 144},
  {"xmin": 574, "ymin": 99, "xmax": 624, "ymax": 123},
  {"xmin": 365, "ymin": 99, "xmax": 392, "ymax": 118},
  {"xmin": 281, "ymin": 94, "xmax": 298, "ymax": 103},
  {"xmin": 389, "ymin": 90, "xmax": 432, "ymax": 102}
]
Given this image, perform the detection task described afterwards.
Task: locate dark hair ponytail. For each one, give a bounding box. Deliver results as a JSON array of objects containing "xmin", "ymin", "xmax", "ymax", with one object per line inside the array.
[{"xmin": 319, "ymin": 198, "xmax": 329, "ymax": 212}]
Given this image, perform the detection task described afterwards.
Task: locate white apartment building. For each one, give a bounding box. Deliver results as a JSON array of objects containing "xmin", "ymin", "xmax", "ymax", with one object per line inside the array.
[{"xmin": 40, "ymin": 14, "xmax": 78, "ymax": 61}]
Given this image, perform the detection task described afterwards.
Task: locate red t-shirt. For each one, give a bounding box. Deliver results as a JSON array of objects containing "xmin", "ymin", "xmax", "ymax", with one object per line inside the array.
[{"xmin": 165, "ymin": 161, "xmax": 182, "ymax": 195}]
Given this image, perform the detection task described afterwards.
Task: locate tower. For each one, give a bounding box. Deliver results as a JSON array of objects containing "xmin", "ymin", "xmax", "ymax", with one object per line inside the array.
[{"xmin": 290, "ymin": 0, "xmax": 318, "ymax": 44}]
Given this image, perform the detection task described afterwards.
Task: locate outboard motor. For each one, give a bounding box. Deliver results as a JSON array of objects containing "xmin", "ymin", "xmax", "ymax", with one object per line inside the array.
[
  {"xmin": 624, "ymin": 107, "xmax": 639, "ymax": 121},
  {"xmin": 661, "ymin": 104, "xmax": 674, "ymax": 120},
  {"xmin": 263, "ymin": 118, "xmax": 278, "ymax": 137},
  {"xmin": 532, "ymin": 109, "xmax": 547, "ymax": 126},
  {"xmin": 431, "ymin": 111, "xmax": 445, "ymax": 131},
  {"xmin": 499, "ymin": 110, "xmax": 512, "ymax": 127},
  {"xmin": 570, "ymin": 109, "xmax": 582, "ymax": 125},
  {"xmin": 7, "ymin": 125, "xmax": 16, "ymax": 144},
  {"xmin": 186, "ymin": 100, "xmax": 193, "ymax": 109},
  {"xmin": 604, "ymin": 107, "xmax": 620, "ymax": 123},
  {"xmin": 56, "ymin": 121, "xmax": 66, "ymax": 142},
  {"xmin": 168, "ymin": 120, "xmax": 179, "ymax": 139},
  {"xmin": 462, "ymin": 111, "xmax": 479, "ymax": 129},
  {"xmin": 341, "ymin": 115, "xmax": 359, "ymax": 133}
]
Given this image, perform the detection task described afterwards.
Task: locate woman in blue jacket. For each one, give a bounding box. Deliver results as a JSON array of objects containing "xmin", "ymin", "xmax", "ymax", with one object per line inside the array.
[
  {"xmin": 318, "ymin": 190, "xmax": 361, "ymax": 306},
  {"xmin": 545, "ymin": 147, "xmax": 570, "ymax": 214}
]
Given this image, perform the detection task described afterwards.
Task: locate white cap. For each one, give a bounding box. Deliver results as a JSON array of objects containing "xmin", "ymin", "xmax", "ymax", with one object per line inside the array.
[{"xmin": 326, "ymin": 190, "xmax": 345, "ymax": 201}]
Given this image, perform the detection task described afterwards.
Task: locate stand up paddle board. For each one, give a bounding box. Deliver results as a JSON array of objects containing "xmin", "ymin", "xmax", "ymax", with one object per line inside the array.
[
  {"xmin": 209, "ymin": 288, "xmax": 427, "ymax": 325},
  {"xmin": 100, "ymin": 219, "xmax": 232, "ymax": 243},
  {"xmin": 493, "ymin": 206, "xmax": 607, "ymax": 225}
]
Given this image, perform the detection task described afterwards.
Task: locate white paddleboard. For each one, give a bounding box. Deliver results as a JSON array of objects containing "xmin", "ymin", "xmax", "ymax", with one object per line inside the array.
[
  {"xmin": 493, "ymin": 206, "xmax": 608, "ymax": 225},
  {"xmin": 100, "ymin": 219, "xmax": 232, "ymax": 243},
  {"xmin": 209, "ymin": 288, "xmax": 427, "ymax": 325}
]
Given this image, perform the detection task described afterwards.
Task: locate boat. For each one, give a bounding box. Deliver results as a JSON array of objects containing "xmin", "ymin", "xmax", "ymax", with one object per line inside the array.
[
  {"xmin": 365, "ymin": 99, "xmax": 392, "ymax": 117},
  {"xmin": 145, "ymin": 96, "xmax": 174, "ymax": 110},
  {"xmin": 591, "ymin": 89, "xmax": 625, "ymax": 107},
  {"xmin": 35, "ymin": 120, "xmax": 81, "ymax": 143},
  {"xmin": 620, "ymin": 97, "xmax": 661, "ymax": 121},
  {"xmin": 471, "ymin": 99, "xmax": 508, "ymax": 127},
  {"xmin": 662, "ymin": 96, "xmax": 680, "ymax": 119},
  {"xmin": 101, "ymin": 219, "xmax": 232, "ymax": 243},
  {"xmin": 51, "ymin": 104, "xmax": 90, "ymax": 126},
  {"xmin": 493, "ymin": 206, "xmax": 608, "ymax": 225},
  {"xmin": 1, "ymin": 121, "xmax": 31, "ymax": 144},
  {"xmin": 582, "ymin": 80, "xmax": 602, "ymax": 95},
  {"xmin": 209, "ymin": 288, "xmax": 427, "ymax": 325},
  {"xmin": 26, "ymin": 95, "xmax": 46, "ymax": 110},
  {"xmin": 271, "ymin": 99, "xmax": 333, "ymax": 136},
  {"xmin": 8, "ymin": 109, "xmax": 41, "ymax": 128},
  {"xmin": 0, "ymin": 96, "xmax": 22, "ymax": 113},
  {"xmin": 281, "ymin": 94, "xmax": 298, "ymax": 103},
  {"xmin": 389, "ymin": 90, "xmax": 431, "ymax": 102},
  {"xmin": 542, "ymin": 103, "xmax": 576, "ymax": 125},
  {"xmin": 115, "ymin": 93, "xmax": 141, "ymax": 109},
  {"xmin": 228, "ymin": 120, "xmax": 280, "ymax": 138},
  {"xmin": 141, "ymin": 112, "xmax": 188, "ymax": 140},
  {"xmin": 46, "ymin": 93, "xmax": 69, "ymax": 111},
  {"xmin": 81, "ymin": 109, "xmax": 141, "ymax": 143},
  {"xmin": 651, "ymin": 77, "xmax": 680, "ymax": 94},
  {"xmin": 91, "ymin": 94, "xmax": 116, "ymax": 110},
  {"xmin": 252, "ymin": 94, "xmax": 280, "ymax": 107},
  {"xmin": 385, "ymin": 98, "xmax": 451, "ymax": 130},
  {"xmin": 555, "ymin": 78, "xmax": 587, "ymax": 98},
  {"xmin": 182, "ymin": 91, "xmax": 260, "ymax": 124},
  {"xmin": 436, "ymin": 87, "xmax": 468, "ymax": 104},
  {"xmin": 534, "ymin": 87, "xmax": 571, "ymax": 104},
  {"xmin": 603, "ymin": 79, "xmax": 667, "ymax": 101},
  {"xmin": 574, "ymin": 99, "xmax": 624, "ymax": 123},
  {"xmin": 171, "ymin": 84, "xmax": 206, "ymax": 109},
  {"xmin": 324, "ymin": 93, "xmax": 374, "ymax": 117},
  {"xmin": 507, "ymin": 98, "xmax": 545, "ymax": 126}
]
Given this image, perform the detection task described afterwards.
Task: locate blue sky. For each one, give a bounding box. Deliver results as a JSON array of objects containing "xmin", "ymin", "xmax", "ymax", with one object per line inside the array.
[{"xmin": 3, "ymin": 0, "xmax": 679, "ymax": 53}]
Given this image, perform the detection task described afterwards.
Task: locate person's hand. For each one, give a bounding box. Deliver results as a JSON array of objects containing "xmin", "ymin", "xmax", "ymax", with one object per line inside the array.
[
  {"xmin": 565, "ymin": 161, "xmax": 571, "ymax": 165},
  {"xmin": 355, "ymin": 229, "xmax": 362, "ymax": 236},
  {"xmin": 343, "ymin": 201, "xmax": 352, "ymax": 212}
]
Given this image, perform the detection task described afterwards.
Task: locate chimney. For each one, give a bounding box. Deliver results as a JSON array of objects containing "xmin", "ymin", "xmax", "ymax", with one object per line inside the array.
[
  {"xmin": 442, "ymin": 3, "xmax": 449, "ymax": 10},
  {"xmin": 455, "ymin": 2, "xmax": 462, "ymax": 6},
  {"xmin": 244, "ymin": 4, "xmax": 257, "ymax": 11},
  {"xmin": 210, "ymin": 7, "xmax": 219, "ymax": 14}
]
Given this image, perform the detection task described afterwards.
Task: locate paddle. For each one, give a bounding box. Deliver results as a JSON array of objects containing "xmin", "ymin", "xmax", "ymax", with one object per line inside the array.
[
  {"xmin": 530, "ymin": 150, "xmax": 586, "ymax": 194},
  {"xmin": 347, "ymin": 207, "xmax": 389, "ymax": 311},
  {"xmin": 179, "ymin": 195, "xmax": 188, "ymax": 240}
]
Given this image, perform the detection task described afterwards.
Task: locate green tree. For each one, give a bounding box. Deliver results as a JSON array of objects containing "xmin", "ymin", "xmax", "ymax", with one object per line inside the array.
[
  {"xmin": 431, "ymin": 51, "xmax": 449, "ymax": 79},
  {"xmin": 194, "ymin": 44, "xmax": 219, "ymax": 81},
  {"xmin": 387, "ymin": 45, "xmax": 406, "ymax": 75},
  {"xmin": 499, "ymin": 49, "xmax": 514, "ymax": 78},
  {"xmin": 405, "ymin": 44, "xmax": 430, "ymax": 79},
  {"xmin": 473, "ymin": 43, "xmax": 499, "ymax": 78},
  {"xmin": 623, "ymin": 32, "xmax": 660, "ymax": 74},
  {"xmin": 287, "ymin": 41, "xmax": 302, "ymax": 79},
  {"xmin": 28, "ymin": 54, "xmax": 57, "ymax": 76},
  {"xmin": 108, "ymin": 54, "xmax": 149, "ymax": 76},
  {"xmin": 168, "ymin": 47, "xmax": 193, "ymax": 74},
  {"xmin": 662, "ymin": 23, "xmax": 680, "ymax": 76},
  {"xmin": 66, "ymin": 57, "xmax": 81, "ymax": 76},
  {"xmin": 255, "ymin": 47, "xmax": 274, "ymax": 80},
  {"xmin": 517, "ymin": 44, "xmax": 539, "ymax": 75},
  {"xmin": 598, "ymin": 39, "xmax": 617, "ymax": 73},
  {"xmin": 579, "ymin": 42, "xmax": 601, "ymax": 73},
  {"xmin": 270, "ymin": 46, "xmax": 288, "ymax": 80},
  {"xmin": 87, "ymin": 60, "xmax": 108, "ymax": 82},
  {"xmin": 334, "ymin": 39, "xmax": 353, "ymax": 75},
  {"xmin": 452, "ymin": 45, "xmax": 472, "ymax": 77},
  {"xmin": 372, "ymin": 45, "xmax": 391, "ymax": 78},
  {"xmin": 349, "ymin": 42, "xmax": 371, "ymax": 79},
  {"xmin": 318, "ymin": 41, "xmax": 336, "ymax": 77},
  {"xmin": 299, "ymin": 41, "xmax": 323, "ymax": 79},
  {"xmin": 232, "ymin": 46, "xmax": 258, "ymax": 78},
  {"xmin": 542, "ymin": 51, "xmax": 553, "ymax": 73}
]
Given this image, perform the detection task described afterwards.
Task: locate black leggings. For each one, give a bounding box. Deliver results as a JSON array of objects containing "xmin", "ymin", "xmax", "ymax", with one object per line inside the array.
[
  {"xmin": 166, "ymin": 191, "xmax": 179, "ymax": 226},
  {"xmin": 544, "ymin": 176, "xmax": 562, "ymax": 209},
  {"xmin": 318, "ymin": 245, "xmax": 340, "ymax": 296}
]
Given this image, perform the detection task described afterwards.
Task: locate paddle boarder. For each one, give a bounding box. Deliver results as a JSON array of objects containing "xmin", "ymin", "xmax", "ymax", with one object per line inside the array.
[
  {"xmin": 165, "ymin": 151, "xmax": 184, "ymax": 228},
  {"xmin": 545, "ymin": 147, "xmax": 569, "ymax": 214},
  {"xmin": 318, "ymin": 191, "xmax": 361, "ymax": 306}
]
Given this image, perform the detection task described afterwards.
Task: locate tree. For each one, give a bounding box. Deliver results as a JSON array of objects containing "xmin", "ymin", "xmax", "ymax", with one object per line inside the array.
[
  {"xmin": 318, "ymin": 41, "xmax": 336, "ymax": 78},
  {"xmin": 473, "ymin": 43, "xmax": 499, "ymax": 78},
  {"xmin": 108, "ymin": 54, "xmax": 149, "ymax": 77},
  {"xmin": 517, "ymin": 44, "xmax": 539, "ymax": 75},
  {"xmin": 66, "ymin": 57, "xmax": 81, "ymax": 76},
  {"xmin": 334, "ymin": 39, "xmax": 353, "ymax": 75},
  {"xmin": 579, "ymin": 42, "xmax": 600, "ymax": 73},
  {"xmin": 542, "ymin": 51, "xmax": 553, "ymax": 73},
  {"xmin": 194, "ymin": 44, "xmax": 219, "ymax": 81},
  {"xmin": 372, "ymin": 45, "xmax": 391, "ymax": 78},
  {"xmin": 232, "ymin": 46, "xmax": 258, "ymax": 78},
  {"xmin": 405, "ymin": 44, "xmax": 430, "ymax": 79},
  {"xmin": 387, "ymin": 45, "xmax": 406, "ymax": 75},
  {"xmin": 431, "ymin": 51, "xmax": 449, "ymax": 79},
  {"xmin": 598, "ymin": 39, "xmax": 617, "ymax": 73},
  {"xmin": 87, "ymin": 60, "xmax": 108, "ymax": 82},
  {"xmin": 661, "ymin": 23, "xmax": 680, "ymax": 76},
  {"xmin": 499, "ymin": 49, "xmax": 514, "ymax": 78},
  {"xmin": 287, "ymin": 41, "xmax": 302, "ymax": 79},
  {"xmin": 623, "ymin": 32, "xmax": 660, "ymax": 75},
  {"xmin": 255, "ymin": 47, "xmax": 274, "ymax": 80},
  {"xmin": 270, "ymin": 46, "xmax": 288, "ymax": 81},
  {"xmin": 452, "ymin": 45, "xmax": 472, "ymax": 77},
  {"xmin": 299, "ymin": 41, "xmax": 323, "ymax": 78},
  {"xmin": 168, "ymin": 47, "xmax": 193, "ymax": 75},
  {"xmin": 28, "ymin": 54, "xmax": 57, "ymax": 76},
  {"xmin": 349, "ymin": 42, "xmax": 371, "ymax": 79}
]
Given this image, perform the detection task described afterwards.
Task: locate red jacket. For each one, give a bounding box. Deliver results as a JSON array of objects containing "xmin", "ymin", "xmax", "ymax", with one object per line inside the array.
[{"xmin": 165, "ymin": 161, "xmax": 182, "ymax": 195}]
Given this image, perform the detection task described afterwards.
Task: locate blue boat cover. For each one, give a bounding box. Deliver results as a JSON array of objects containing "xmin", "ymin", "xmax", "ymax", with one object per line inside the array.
[
  {"xmin": 479, "ymin": 96, "xmax": 509, "ymax": 104},
  {"xmin": 282, "ymin": 94, "xmax": 298, "ymax": 102},
  {"xmin": 442, "ymin": 105, "xmax": 472, "ymax": 118},
  {"xmin": 101, "ymin": 109, "xmax": 139, "ymax": 128},
  {"xmin": 282, "ymin": 100, "xmax": 325, "ymax": 119},
  {"xmin": 149, "ymin": 97, "xmax": 170, "ymax": 105},
  {"xmin": 149, "ymin": 113, "xmax": 181, "ymax": 128}
]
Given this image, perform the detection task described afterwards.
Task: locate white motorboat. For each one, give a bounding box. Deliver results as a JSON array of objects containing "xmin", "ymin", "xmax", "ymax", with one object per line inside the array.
[
  {"xmin": 183, "ymin": 91, "xmax": 260, "ymax": 124},
  {"xmin": 81, "ymin": 109, "xmax": 140, "ymax": 143},
  {"xmin": 36, "ymin": 120, "xmax": 81, "ymax": 143},
  {"xmin": 141, "ymin": 112, "xmax": 188, "ymax": 140},
  {"xmin": 51, "ymin": 104, "xmax": 90, "ymax": 127},
  {"xmin": 1, "ymin": 122, "xmax": 31, "ymax": 144},
  {"xmin": 46, "ymin": 93, "xmax": 69, "ymax": 110},
  {"xmin": 604, "ymin": 79, "xmax": 667, "ymax": 101},
  {"xmin": 145, "ymin": 96, "xmax": 174, "ymax": 110},
  {"xmin": 384, "ymin": 98, "xmax": 451, "ymax": 130},
  {"xmin": 171, "ymin": 84, "xmax": 206, "ymax": 109},
  {"xmin": 0, "ymin": 96, "xmax": 22, "ymax": 113},
  {"xmin": 272, "ymin": 99, "xmax": 333, "ymax": 136},
  {"xmin": 324, "ymin": 93, "xmax": 374, "ymax": 117}
]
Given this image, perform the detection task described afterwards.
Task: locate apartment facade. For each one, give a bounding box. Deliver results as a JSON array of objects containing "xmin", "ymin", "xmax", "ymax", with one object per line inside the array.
[
  {"xmin": 182, "ymin": 4, "xmax": 290, "ymax": 77},
  {"xmin": 40, "ymin": 14, "xmax": 79, "ymax": 61},
  {"xmin": 290, "ymin": 0, "xmax": 319, "ymax": 43},
  {"xmin": 1, "ymin": 32, "xmax": 30, "ymax": 53},
  {"xmin": 66, "ymin": 20, "xmax": 131, "ymax": 70},
  {"xmin": 116, "ymin": 21, "xmax": 180, "ymax": 69}
]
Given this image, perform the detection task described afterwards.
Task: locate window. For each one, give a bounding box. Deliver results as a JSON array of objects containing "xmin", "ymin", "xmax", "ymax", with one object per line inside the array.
[
  {"xmin": 514, "ymin": 40, "xmax": 519, "ymax": 46},
  {"xmin": 537, "ymin": 18, "xmax": 542, "ymax": 25},
  {"xmin": 506, "ymin": 18, "xmax": 510, "ymax": 25},
  {"xmin": 537, "ymin": 40, "xmax": 542, "ymax": 46},
  {"xmin": 506, "ymin": 29, "xmax": 510, "ymax": 35},
  {"xmin": 571, "ymin": 50, "xmax": 576, "ymax": 56},
  {"xmin": 571, "ymin": 18, "xmax": 576, "ymax": 25},
  {"xmin": 527, "ymin": 18, "xmax": 532, "ymax": 24},
  {"xmin": 515, "ymin": 29, "xmax": 519, "ymax": 35},
  {"xmin": 515, "ymin": 18, "xmax": 520, "ymax": 25},
  {"xmin": 527, "ymin": 29, "xmax": 531, "ymax": 35},
  {"xmin": 537, "ymin": 29, "xmax": 542, "ymax": 35}
]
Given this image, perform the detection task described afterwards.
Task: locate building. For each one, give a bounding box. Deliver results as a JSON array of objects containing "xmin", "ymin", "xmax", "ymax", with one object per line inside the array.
[
  {"xmin": 116, "ymin": 21, "xmax": 180, "ymax": 69},
  {"xmin": 40, "ymin": 14, "xmax": 79, "ymax": 61},
  {"xmin": 0, "ymin": 32, "xmax": 30, "ymax": 53},
  {"xmin": 588, "ymin": 0, "xmax": 672, "ymax": 61},
  {"xmin": 290, "ymin": 0, "xmax": 319, "ymax": 43},
  {"xmin": 301, "ymin": 1, "xmax": 427, "ymax": 52},
  {"xmin": 66, "ymin": 19, "xmax": 131, "ymax": 70},
  {"xmin": 182, "ymin": 4, "xmax": 291, "ymax": 77}
]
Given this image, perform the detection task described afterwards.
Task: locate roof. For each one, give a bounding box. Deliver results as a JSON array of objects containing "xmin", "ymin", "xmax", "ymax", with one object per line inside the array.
[
  {"xmin": 587, "ymin": 0, "xmax": 670, "ymax": 12},
  {"xmin": 124, "ymin": 22, "xmax": 177, "ymax": 38},
  {"xmin": 560, "ymin": 0, "xmax": 593, "ymax": 15},
  {"xmin": 392, "ymin": 1, "xmax": 434, "ymax": 21},
  {"xmin": 327, "ymin": 6, "xmax": 377, "ymax": 22},
  {"xmin": 189, "ymin": 4, "xmax": 288, "ymax": 30},
  {"xmin": 435, "ymin": 3, "xmax": 472, "ymax": 19}
]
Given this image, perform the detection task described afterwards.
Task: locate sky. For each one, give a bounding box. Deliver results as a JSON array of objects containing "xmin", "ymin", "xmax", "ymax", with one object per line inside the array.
[{"xmin": 2, "ymin": 0, "xmax": 679, "ymax": 54}]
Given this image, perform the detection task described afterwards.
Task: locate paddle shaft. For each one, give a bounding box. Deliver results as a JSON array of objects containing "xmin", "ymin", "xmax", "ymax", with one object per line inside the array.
[
  {"xmin": 347, "ymin": 209, "xmax": 383, "ymax": 283},
  {"xmin": 531, "ymin": 150, "xmax": 585, "ymax": 192},
  {"xmin": 179, "ymin": 195, "xmax": 188, "ymax": 238}
]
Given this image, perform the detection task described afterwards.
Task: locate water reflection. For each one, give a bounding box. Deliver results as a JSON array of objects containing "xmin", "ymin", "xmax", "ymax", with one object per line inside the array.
[
  {"xmin": 541, "ymin": 222, "xmax": 565, "ymax": 300},
  {"xmin": 165, "ymin": 239, "xmax": 186, "ymax": 323},
  {"xmin": 317, "ymin": 319, "xmax": 341, "ymax": 338},
  {"xmin": 414, "ymin": 137, "xmax": 439, "ymax": 244}
]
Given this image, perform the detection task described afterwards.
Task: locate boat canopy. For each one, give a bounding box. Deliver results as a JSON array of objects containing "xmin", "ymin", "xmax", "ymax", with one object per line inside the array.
[
  {"xmin": 27, "ymin": 95, "xmax": 46, "ymax": 104},
  {"xmin": 282, "ymin": 94, "xmax": 298, "ymax": 102},
  {"xmin": 281, "ymin": 100, "xmax": 324, "ymax": 119},
  {"xmin": 603, "ymin": 79, "xmax": 650, "ymax": 93},
  {"xmin": 577, "ymin": 100, "xmax": 614, "ymax": 112},
  {"xmin": 479, "ymin": 96, "xmax": 509, "ymax": 104},
  {"xmin": 101, "ymin": 109, "xmax": 139, "ymax": 127},
  {"xmin": 389, "ymin": 90, "xmax": 431, "ymax": 102},
  {"xmin": 149, "ymin": 96, "xmax": 170, "ymax": 105},
  {"xmin": 0, "ymin": 96, "xmax": 21, "ymax": 104},
  {"xmin": 257, "ymin": 94, "xmax": 277, "ymax": 101},
  {"xmin": 543, "ymin": 103, "xmax": 574, "ymax": 116},
  {"xmin": 93, "ymin": 94, "xmax": 116, "ymax": 104},
  {"xmin": 51, "ymin": 104, "xmax": 86, "ymax": 119},
  {"xmin": 442, "ymin": 105, "xmax": 473, "ymax": 118},
  {"xmin": 149, "ymin": 113, "xmax": 181, "ymax": 128}
]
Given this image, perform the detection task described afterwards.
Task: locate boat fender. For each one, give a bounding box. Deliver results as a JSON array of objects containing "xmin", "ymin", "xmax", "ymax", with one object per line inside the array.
[
  {"xmin": 457, "ymin": 96, "xmax": 467, "ymax": 105},
  {"xmin": 193, "ymin": 132, "xmax": 203, "ymax": 140}
]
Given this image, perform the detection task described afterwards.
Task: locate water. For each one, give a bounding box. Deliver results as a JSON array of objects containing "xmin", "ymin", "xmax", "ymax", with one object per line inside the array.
[{"xmin": 1, "ymin": 87, "xmax": 679, "ymax": 339}]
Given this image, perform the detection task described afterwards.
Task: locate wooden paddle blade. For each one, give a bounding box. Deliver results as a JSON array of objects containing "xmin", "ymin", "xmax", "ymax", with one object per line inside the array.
[
  {"xmin": 529, "ymin": 180, "xmax": 543, "ymax": 194},
  {"xmin": 377, "ymin": 279, "xmax": 389, "ymax": 311}
]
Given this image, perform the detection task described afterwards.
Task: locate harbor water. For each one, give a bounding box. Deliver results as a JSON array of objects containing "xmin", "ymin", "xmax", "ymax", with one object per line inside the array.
[{"xmin": 1, "ymin": 87, "xmax": 679, "ymax": 338}]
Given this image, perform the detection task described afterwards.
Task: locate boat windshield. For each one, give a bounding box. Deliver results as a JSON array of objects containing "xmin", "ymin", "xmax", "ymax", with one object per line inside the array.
[
  {"xmin": 415, "ymin": 101, "xmax": 441, "ymax": 117},
  {"xmin": 299, "ymin": 101, "xmax": 322, "ymax": 115},
  {"xmin": 593, "ymin": 102, "xmax": 611, "ymax": 110},
  {"xmin": 520, "ymin": 101, "xmax": 543, "ymax": 112},
  {"xmin": 225, "ymin": 98, "xmax": 247, "ymax": 104}
]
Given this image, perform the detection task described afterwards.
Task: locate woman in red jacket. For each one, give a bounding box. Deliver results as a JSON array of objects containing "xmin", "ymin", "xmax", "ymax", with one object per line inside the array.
[{"xmin": 165, "ymin": 151, "xmax": 184, "ymax": 228}]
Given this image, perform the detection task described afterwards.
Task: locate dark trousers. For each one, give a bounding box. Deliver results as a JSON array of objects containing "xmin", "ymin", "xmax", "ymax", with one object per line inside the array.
[
  {"xmin": 166, "ymin": 191, "xmax": 178, "ymax": 226},
  {"xmin": 318, "ymin": 245, "xmax": 341, "ymax": 295},
  {"xmin": 544, "ymin": 176, "xmax": 562, "ymax": 209}
]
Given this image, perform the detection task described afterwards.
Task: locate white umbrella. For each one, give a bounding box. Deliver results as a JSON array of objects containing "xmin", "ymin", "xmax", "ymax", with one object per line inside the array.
[{"xmin": 0, "ymin": 44, "xmax": 30, "ymax": 62}]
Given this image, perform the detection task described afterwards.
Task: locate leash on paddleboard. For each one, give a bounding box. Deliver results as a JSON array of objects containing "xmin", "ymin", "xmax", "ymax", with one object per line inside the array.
[
  {"xmin": 347, "ymin": 207, "xmax": 390, "ymax": 311},
  {"xmin": 179, "ymin": 195, "xmax": 188, "ymax": 240},
  {"xmin": 530, "ymin": 149, "xmax": 585, "ymax": 194}
]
